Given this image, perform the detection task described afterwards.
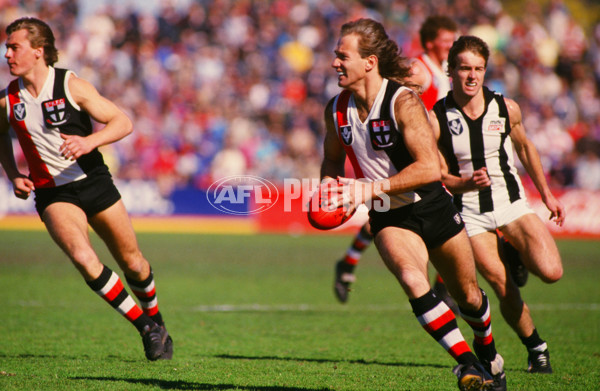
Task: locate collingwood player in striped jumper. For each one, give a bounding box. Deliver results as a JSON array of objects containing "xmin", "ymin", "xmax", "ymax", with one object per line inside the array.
[
  {"xmin": 0, "ymin": 17, "xmax": 172, "ymax": 360},
  {"xmin": 431, "ymin": 35, "xmax": 565, "ymax": 374},
  {"xmin": 322, "ymin": 18, "xmax": 505, "ymax": 390}
]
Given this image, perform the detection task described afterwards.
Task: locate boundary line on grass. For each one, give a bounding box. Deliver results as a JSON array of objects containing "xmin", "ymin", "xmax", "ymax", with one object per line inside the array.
[{"xmin": 192, "ymin": 304, "xmax": 410, "ymax": 312}]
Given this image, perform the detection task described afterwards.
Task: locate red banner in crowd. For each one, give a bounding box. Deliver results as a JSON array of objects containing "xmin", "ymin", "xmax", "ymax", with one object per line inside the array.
[
  {"xmin": 526, "ymin": 188, "xmax": 600, "ymax": 239},
  {"xmin": 256, "ymin": 185, "xmax": 600, "ymax": 239}
]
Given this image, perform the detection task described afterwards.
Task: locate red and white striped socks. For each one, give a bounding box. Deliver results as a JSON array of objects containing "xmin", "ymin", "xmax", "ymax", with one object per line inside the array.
[
  {"xmin": 460, "ymin": 289, "xmax": 498, "ymax": 364},
  {"xmin": 126, "ymin": 268, "xmax": 164, "ymax": 326},
  {"xmin": 410, "ymin": 290, "xmax": 479, "ymax": 365},
  {"xmin": 344, "ymin": 224, "xmax": 373, "ymax": 266},
  {"xmin": 86, "ymin": 265, "xmax": 155, "ymax": 333}
]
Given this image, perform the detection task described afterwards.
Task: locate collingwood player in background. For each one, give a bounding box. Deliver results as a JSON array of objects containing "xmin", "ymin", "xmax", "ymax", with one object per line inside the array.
[{"xmin": 431, "ymin": 35, "xmax": 564, "ymax": 375}]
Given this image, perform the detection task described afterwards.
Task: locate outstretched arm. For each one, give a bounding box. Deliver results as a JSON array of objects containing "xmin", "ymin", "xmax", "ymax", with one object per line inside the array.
[{"xmin": 506, "ymin": 97, "xmax": 565, "ymax": 226}]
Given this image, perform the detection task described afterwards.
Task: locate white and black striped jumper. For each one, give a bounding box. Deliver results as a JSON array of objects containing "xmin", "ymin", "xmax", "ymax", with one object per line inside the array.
[{"xmin": 434, "ymin": 86, "xmax": 527, "ymax": 215}]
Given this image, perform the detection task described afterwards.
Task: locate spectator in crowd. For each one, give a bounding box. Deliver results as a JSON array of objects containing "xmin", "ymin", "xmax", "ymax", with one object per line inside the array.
[{"xmin": 0, "ymin": 0, "xmax": 597, "ymax": 194}]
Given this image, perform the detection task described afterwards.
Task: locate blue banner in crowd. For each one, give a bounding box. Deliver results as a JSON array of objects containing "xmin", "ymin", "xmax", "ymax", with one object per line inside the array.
[{"xmin": 0, "ymin": 179, "xmax": 249, "ymax": 217}]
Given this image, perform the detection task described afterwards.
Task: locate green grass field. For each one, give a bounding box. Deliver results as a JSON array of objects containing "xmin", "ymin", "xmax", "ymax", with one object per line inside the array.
[{"xmin": 1, "ymin": 230, "xmax": 599, "ymax": 390}]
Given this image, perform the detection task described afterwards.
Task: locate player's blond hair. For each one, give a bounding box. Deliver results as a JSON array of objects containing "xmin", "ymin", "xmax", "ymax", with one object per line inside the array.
[
  {"xmin": 6, "ymin": 17, "xmax": 59, "ymax": 66},
  {"xmin": 340, "ymin": 18, "xmax": 411, "ymax": 82}
]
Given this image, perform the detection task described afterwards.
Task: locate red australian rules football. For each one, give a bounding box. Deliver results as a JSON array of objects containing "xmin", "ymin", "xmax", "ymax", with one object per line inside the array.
[{"xmin": 307, "ymin": 180, "xmax": 355, "ymax": 230}]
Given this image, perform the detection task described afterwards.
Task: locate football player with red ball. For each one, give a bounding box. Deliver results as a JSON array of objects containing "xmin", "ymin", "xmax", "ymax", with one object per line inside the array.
[{"xmin": 319, "ymin": 18, "xmax": 506, "ymax": 391}]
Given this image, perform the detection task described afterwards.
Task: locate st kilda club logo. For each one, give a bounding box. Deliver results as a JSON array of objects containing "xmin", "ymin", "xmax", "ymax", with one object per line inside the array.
[
  {"xmin": 369, "ymin": 119, "xmax": 397, "ymax": 150},
  {"xmin": 42, "ymin": 98, "xmax": 70, "ymax": 127}
]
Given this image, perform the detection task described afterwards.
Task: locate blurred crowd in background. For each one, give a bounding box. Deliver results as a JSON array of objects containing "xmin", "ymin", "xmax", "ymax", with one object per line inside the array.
[{"xmin": 1, "ymin": 0, "xmax": 600, "ymax": 195}]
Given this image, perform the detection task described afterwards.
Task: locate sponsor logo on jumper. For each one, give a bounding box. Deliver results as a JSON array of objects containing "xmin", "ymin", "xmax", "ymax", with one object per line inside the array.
[{"xmin": 487, "ymin": 119, "xmax": 505, "ymax": 132}]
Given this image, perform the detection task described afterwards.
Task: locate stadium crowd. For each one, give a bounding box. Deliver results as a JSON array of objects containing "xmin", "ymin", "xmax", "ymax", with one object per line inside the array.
[{"xmin": 1, "ymin": 0, "xmax": 599, "ymax": 196}]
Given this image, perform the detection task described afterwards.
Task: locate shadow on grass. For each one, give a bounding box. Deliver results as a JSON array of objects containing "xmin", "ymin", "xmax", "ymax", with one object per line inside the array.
[
  {"xmin": 0, "ymin": 352, "xmax": 447, "ymax": 370},
  {"xmin": 0, "ymin": 353, "xmax": 139, "ymax": 363},
  {"xmin": 70, "ymin": 376, "xmax": 331, "ymax": 391},
  {"xmin": 215, "ymin": 353, "xmax": 448, "ymax": 369}
]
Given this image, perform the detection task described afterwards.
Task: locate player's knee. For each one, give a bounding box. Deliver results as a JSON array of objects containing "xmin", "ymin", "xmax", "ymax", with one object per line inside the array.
[
  {"xmin": 70, "ymin": 248, "xmax": 99, "ymax": 268},
  {"xmin": 69, "ymin": 249, "xmax": 102, "ymax": 279},
  {"xmin": 119, "ymin": 251, "xmax": 149, "ymax": 276},
  {"xmin": 452, "ymin": 283, "xmax": 482, "ymax": 311},
  {"xmin": 396, "ymin": 269, "xmax": 429, "ymax": 296},
  {"xmin": 539, "ymin": 262, "xmax": 563, "ymax": 284},
  {"xmin": 527, "ymin": 242, "xmax": 563, "ymax": 283}
]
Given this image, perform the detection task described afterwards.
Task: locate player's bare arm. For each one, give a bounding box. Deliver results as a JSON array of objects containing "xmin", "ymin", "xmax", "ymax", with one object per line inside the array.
[
  {"xmin": 0, "ymin": 93, "xmax": 35, "ymax": 198},
  {"xmin": 380, "ymin": 90, "xmax": 441, "ymax": 195},
  {"xmin": 320, "ymin": 98, "xmax": 346, "ymax": 181},
  {"xmin": 60, "ymin": 74, "xmax": 133, "ymax": 161},
  {"xmin": 506, "ymin": 97, "xmax": 565, "ymax": 225},
  {"xmin": 0, "ymin": 93, "xmax": 19, "ymax": 178},
  {"xmin": 338, "ymin": 90, "xmax": 441, "ymax": 210},
  {"xmin": 430, "ymin": 108, "xmax": 460, "ymax": 188},
  {"xmin": 321, "ymin": 98, "xmax": 367, "ymax": 216}
]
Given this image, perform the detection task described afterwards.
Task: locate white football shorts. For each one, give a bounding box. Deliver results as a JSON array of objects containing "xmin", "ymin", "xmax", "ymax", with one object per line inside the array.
[{"xmin": 460, "ymin": 198, "xmax": 536, "ymax": 237}]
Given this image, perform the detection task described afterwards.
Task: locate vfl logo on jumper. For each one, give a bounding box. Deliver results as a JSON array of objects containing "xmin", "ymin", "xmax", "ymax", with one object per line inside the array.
[
  {"xmin": 487, "ymin": 119, "xmax": 505, "ymax": 132},
  {"xmin": 340, "ymin": 125, "xmax": 353, "ymax": 145},
  {"xmin": 448, "ymin": 119, "xmax": 463, "ymax": 135},
  {"xmin": 370, "ymin": 119, "xmax": 396, "ymax": 149},
  {"xmin": 207, "ymin": 175, "xmax": 279, "ymax": 215},
  {"xmin": 13, "ymin": 102, "xmax": 26, "ymax": 121},
  {"xmin": 42, "ymin": 98, "xmax": 70, "ymax": 127}
]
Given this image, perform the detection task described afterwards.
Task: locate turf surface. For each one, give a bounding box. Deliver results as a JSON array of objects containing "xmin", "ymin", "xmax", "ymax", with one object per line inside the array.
[{"xmin": 0, "ymin": 231, "xmax": 599, "ymax": 390}]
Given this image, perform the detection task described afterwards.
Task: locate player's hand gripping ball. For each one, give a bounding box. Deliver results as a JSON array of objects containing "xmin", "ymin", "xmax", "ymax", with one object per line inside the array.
[{"xmin": 307, "ymin": 179, "xmax": 356, "ymax": 230}]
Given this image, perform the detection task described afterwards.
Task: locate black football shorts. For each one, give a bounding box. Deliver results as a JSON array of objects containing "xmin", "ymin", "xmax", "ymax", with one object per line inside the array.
[
  {"xmin": 369, "ymin": 188, "xmax": 464, "ymax": 249},
  {"xmin": 34, "ymin": 170, "xmax": 121, "ymax": 218}
]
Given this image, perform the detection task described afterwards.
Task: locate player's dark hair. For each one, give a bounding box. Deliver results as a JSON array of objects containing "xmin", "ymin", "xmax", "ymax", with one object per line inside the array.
[
  {"xmin": 6, "ymin": 17, "xmax": 59, "ymax": 66},
  {"xmin": 447, "ymin": 35, "xmax": 490, "ymax": 70},
  {"xmin": 340, "ymin": 18, "xmax": 411, "ymax": 82},
  {"xmin": 419, "ymin": 15, "xmax": 457, "ymax": 49}
]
